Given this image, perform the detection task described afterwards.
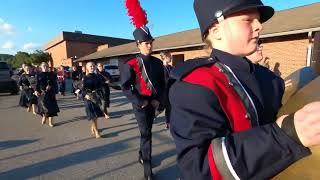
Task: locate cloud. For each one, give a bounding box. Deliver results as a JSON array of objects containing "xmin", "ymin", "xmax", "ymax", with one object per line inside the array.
[
  {"xmin": 27, "ymin": 27, "xmax": 33, "ymax": 31},
  {"xmin": 0, "ymin": 18, "xmax": 15, "ymax": 36},
  {"xmin": 23, "ymin": 42, "xmax": 40, "ymax": 51},
  {"xmin": 1, "ymin": 41, "xmax": 16, "ymax": 49}
]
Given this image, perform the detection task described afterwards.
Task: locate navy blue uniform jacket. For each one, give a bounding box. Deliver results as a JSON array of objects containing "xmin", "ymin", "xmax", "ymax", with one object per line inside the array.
[
  {"xmin": 169, "ymin": 49, "xmax": 311, "ymax": 180},
  {"xmin": 121, "ymin": 53, "xmax": 165, "ymax": 105}
]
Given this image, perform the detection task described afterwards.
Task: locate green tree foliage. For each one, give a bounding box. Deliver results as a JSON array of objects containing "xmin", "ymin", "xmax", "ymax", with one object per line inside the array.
[
  {"xmin": 30, "ymin": 50, "xmax": 52, "ymax": 65},
  {"xmin": 8, "ymin": 50, "xmax": 52, "ymax": 68}
]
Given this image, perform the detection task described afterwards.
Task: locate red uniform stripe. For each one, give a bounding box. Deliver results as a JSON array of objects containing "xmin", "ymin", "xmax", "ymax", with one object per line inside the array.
[
  {"xmin": 208, "ymin": 145, "xmax": 224, "ymax": 180},
  {"xmin": 127, "ymin": 58, "xmax": 152, "ymax": 96},
  {"xmin": 183, "ymin": 64, "xmax": 253, "ymax": 179},
  {"xmin": 183, "ymin": 65, "xmax": 251, "ymax": 132}
]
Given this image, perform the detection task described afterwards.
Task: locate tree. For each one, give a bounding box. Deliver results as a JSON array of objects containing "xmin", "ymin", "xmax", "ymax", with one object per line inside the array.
[
  {"xmin": 7, "ymin": 50, "xmax": 52, "ymax": 68},
  {"xmin": 30, "ymin": 50, "xmax": 52, "ymax": 65},
  {"xmin": 8, "ymin": 51, "xmax": 30, "ymax": 68}
]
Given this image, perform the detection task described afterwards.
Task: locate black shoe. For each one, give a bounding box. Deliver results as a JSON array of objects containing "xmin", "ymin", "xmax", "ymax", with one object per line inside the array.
[
  {"xmin": 144, "ymin": 174, "xmax": 153, "ymax": 180},
  {"xmin": 143, "ymin": 161, "xmax": 153, "ymax": 180}
]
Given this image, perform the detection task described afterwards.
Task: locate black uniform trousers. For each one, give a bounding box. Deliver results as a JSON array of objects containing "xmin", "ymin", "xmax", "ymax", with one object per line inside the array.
[{"xmin": 132, "ymin": 102, "xmax": 155, "ymax": 163}]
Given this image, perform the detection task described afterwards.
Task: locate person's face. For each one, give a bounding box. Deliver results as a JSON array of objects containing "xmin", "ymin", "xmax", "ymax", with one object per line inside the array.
[
  {"xmin": 210, "ymin": 9, "xmax": 262, "ymax": 56},
  {"xmin": 97, "ymin": 64, "xmax": 103, "ymax": 72},
  {"xmin": 72, "ymin": 66, "xmax": 77, "ymax": 71},
  {"xmin": 41, "ymin": 64, "xmax": 49, "ymax": 72},
  {"xmin": 86, "ymin": 63, "xmax": 95, "ymax": 73},
  {"xmin": 82, "ymin": 66, "xmax": 86, "ymax": 72},
  {"xmin": 25, "ymin": 66, "xmax": 31, "ymax": 74},
  {"xmin": 138, "ymin": 40, "xmax": 153, "ymax": 55},
  {"xmin": 163, "ymin": 54, "xmax": 172, "ymax": 64}
]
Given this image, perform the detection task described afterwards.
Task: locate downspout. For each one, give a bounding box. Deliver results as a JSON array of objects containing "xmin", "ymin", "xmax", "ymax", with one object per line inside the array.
[{"xmin": 306, "ymin": 31, "xmax": 313, "ymax": 66}]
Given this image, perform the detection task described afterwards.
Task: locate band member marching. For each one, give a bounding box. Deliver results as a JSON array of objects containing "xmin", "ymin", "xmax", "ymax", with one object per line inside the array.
[
  {"xmin": 57, "ymin": 65, "xmax": 66, "ymax": 96},
  {"xmin": 18, "ymin": 64, "xmax": 38, "ymax": 114},
  {"xmin": 71, "ymin": 66, "xmax": 80, "ymax": 95},
  {"xmin": 160, "ymin": 51, "xmax": 173, "ymax": 129},
  {"xmin": 169, "ymin": 0, "xmax": 320, "ymax": 179},
  {"xmin": 96, "ymin": 63, "xmax": 113, "ymax": 119},
  {"xmin": 82, "ymin": 62, "xmax": 104, "ymax": 138},
  {"xmin": 74, "ymin": 65, "xmax": 86, "ymax": 99},
  {"xmin": 35, "ymin": 62, "xmax": 60, "ymax": 127},
  {"xmin": 121, "ymin": 1, "xmax": 165, "ymax": 179}
]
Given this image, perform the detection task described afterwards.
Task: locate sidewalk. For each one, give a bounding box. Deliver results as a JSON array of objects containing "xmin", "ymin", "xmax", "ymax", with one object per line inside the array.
[{"xmin": 0, "ymin": 90, "xmax": 178, "ymax": 180}]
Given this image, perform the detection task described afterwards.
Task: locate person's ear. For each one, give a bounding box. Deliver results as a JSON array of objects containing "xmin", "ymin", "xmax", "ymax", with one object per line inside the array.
[{"xmin": 207, "ymin": 24, "xmax": 221, "ymax": 40}]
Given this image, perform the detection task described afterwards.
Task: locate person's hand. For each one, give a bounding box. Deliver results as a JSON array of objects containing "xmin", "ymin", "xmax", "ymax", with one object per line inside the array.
[
  {"xmin": 139, "ymin": 100, "xmax": 148, "ymax": 108},
  {"xmin": 277, "ymin": 102, "xmax": 320, "ymax": 147},
  {"xmin": 151, "ymin": 100, "xmax": 160, "ymax": 109},
  {"xmin": 75, "ymin": 89, "xmax": 81, "ymax": 94},
  {"xmin": 34, "ymin": 91, "xmax": 40, "ymax": 97},
  {"xmin": 19, "ymin": 86, "xmax": 23, "ymax": 91},
  {"xmin": 105, "ymin": 80, "xmax": 110, "ymax": 84},
  {"xmin": 46, "ymin": 85, "xmax": 51, "ymax": 91},
  {"xmin": 85, "ymin": 94, "xmax": 91, "ymax": 100}
]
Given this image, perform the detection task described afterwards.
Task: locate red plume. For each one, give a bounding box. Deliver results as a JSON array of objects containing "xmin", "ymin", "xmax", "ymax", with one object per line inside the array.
[{"xmin": 125, "ymin": 0, "xmax": 148, "ymax": 28}]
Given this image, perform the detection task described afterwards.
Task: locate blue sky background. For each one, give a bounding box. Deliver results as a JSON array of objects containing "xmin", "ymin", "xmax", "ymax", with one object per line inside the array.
[{"xmin": 0, "ymin": 0, "xmax": 319, "ymax": 54}]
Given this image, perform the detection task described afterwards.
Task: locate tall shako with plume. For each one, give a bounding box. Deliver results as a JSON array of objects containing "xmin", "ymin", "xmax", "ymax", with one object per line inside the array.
[{"xmin": 125, "ymin": 0, "xmax": 153, "ymax": 42}]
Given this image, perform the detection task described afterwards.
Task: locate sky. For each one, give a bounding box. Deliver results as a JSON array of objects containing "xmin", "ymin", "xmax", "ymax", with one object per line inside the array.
[{"xmin": 0, "ymin": 0, "xmax": 319, "ymax": 55}]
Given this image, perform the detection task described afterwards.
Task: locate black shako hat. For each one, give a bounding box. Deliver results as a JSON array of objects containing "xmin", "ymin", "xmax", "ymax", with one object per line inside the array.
[
  {"xmin": 125, "ymin": 0, "xmax": 154, "ymax": 43},
  {"xmin": 194, "ymin": 0, "xmax": 274, "ymax": 39},
  {"xmin": 133, "ymin": 25, "xmax": 154, "ymax": 43}
]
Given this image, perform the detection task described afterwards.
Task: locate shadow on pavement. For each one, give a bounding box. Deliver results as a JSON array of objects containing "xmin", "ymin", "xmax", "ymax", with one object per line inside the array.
[
  {"xmin": 58, "ymin": 102, "xmax": 84, "ymax": 109},
  {"xmin": 155, "ymin": 162, "xmax": 180, "ymax": 180},
  {"xmin": 86, "ymin": 161, "xmax": 138, "ymax": 180},
  {"xmin": 101, "ymin": 126, "xmax": 138, "ymax": 138},
  {"xmin": 109, "ymin": 109, "xmax": 133, "ymax": 118},
  {"xmin": 110, "ymin": 91, "xmax": 124, "ymax": 99},
  {"xmin": 0, "ymin": 137, "xmax": 93, "ymax": 162},
  {"xmin": 0, "ymin": 93, "xmax": 17, "ymax": 97},
  {"xmin": 55, "ymin": 116, "xmax": 87, "ymax": 126},
  {"xmin": 112, "ymin": 101, "xmax": 130, "ymax": 107},
  {"xmin": 100, "ymin": 121, "xmax": 137, "ymax": 131},
  {"xmin": 110, "ymin": 97, "xmax": 129, "ymax": 104},
  {"xmin": 0, "ymin": 136, "xmax": 136, "ymax": 179},
  {"xmin": 0, "ymin": 129, "xmax": 169, "ymax": 179},
  {"xmin": 0, "ymin": 105, "xmax": 20, "ymax": 110},
  {"xmin": 0, "ymin": 139, "xmax": 40, "ymax": 150}
]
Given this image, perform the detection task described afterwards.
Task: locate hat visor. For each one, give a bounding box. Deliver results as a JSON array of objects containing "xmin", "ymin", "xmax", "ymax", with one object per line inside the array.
[
  {"xmin": 257, "ymin": 6, "xmax": 274, "ymax": 23},
  {"xmin": 227, "ymin": 5, "xmax": 274, "ymax": 23}
]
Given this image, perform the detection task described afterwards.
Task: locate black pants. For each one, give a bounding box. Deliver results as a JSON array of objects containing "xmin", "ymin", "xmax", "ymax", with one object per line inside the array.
[{"xmin": 133, "ymin": 103, "xmax": 155, "ymax": 163}]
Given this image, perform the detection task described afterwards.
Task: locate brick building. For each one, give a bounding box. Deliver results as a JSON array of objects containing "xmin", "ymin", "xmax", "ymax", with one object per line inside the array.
[
  {"xmin": 76, "ymin": 3, "xmax": 320, "ymax": 78},
  {"xmin": 43, "ymin": 31, "xmax": 133, "ymax": 67}
]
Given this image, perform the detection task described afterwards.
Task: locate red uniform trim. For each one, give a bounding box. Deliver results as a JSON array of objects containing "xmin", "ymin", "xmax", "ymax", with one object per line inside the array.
[
  {"xmin": 127, "ymin": 58, "xmax": 152, "ymax": 96},
  {"xmin": 208, "ymin": 145, "xmax": 223, "ymax": 180},
  {"xmin": 183, "ymin": 64, "xmax": 252, "ymax": 179}
]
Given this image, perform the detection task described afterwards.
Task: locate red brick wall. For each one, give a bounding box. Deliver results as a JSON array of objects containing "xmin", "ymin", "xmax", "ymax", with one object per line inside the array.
[
  {"xmin": 79, "ymin": 34, "xmax": 310, "ymax": 79},
  {"xmin": 45, "ymin": 41, "xmax": 68, "ymax": 68},
  {"xmin": 45, "ymin": 41, "xmax": 108, "ymax": 68},
  {"xmin": 66, "ymin": 41, "xmax": 103, "ymax": 62},
  {"xmin": 152, "ymin": 35, "xmax": 309, "ymax": 78},
  {"xmin": 262, "ymin": 34, "xmax": 309, "ymax": 78}
]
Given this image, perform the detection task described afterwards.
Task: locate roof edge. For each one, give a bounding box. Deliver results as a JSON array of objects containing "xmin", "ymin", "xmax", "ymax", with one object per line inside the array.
[{"xmin": 260, "ymin": 27, "xmax": 320, "ymax": 38}]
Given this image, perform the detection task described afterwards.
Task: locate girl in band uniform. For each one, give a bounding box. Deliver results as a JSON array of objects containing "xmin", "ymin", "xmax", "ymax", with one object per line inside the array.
[
  {"xmin": 18, "ymin": 64, "xmax": 37, "ymax": 114},
  {"xmin": 96, "ymin": 63, "xmax": 113, "ymax": 119},
  {"xmin": 35, "ymin": 62, "xmax": 59, "ymax": 127},
  {"xmin": 82, "ymin": 62, "xmax": 104, "ymax": 138}
]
